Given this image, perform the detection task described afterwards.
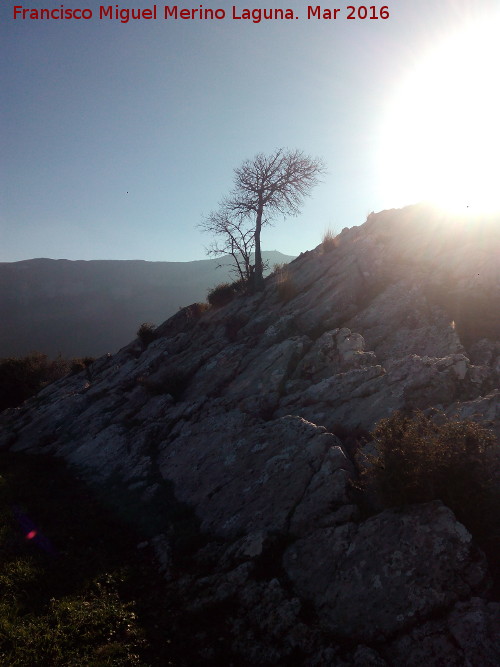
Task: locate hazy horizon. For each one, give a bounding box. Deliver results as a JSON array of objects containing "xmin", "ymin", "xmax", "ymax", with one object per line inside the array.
[{"xmin": 0, "ymin": 250, "xmax": 296, "ymax": 265}]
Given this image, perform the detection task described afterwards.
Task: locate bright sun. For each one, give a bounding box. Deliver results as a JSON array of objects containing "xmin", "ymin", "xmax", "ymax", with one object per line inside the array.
[{"xmin": 378, "ymin": 14, "xmax": 500, "ymax": 216}]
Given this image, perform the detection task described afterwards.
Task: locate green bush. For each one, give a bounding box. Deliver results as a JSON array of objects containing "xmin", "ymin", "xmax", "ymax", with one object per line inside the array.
[{"xmin": 360, "ymin": 411, "xmax": 499, "ymax": 546}]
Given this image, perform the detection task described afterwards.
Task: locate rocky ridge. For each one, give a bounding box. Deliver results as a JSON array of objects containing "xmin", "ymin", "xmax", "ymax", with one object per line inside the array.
[{"xmin": 1, "ymin": 204, "xmax": 499, "ymax": 664}]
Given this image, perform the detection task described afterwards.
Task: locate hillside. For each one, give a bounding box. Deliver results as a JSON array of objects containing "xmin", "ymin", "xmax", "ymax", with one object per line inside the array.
[
  {"xmin": 0, "ymin": 251, "xmax": 293, "ymax": 358},
  {"xmin": 1, "ymin": 204, "xmax": 499, "ymax": 664}
]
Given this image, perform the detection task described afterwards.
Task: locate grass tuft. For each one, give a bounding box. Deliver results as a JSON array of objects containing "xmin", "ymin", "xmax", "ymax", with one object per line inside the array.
[{"xmin": 321, "ymin": 228, "xmax": 338, "ymax": 253}]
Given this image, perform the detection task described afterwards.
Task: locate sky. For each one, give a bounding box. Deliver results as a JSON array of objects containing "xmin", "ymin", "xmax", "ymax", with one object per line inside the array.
[{"xmin": 1, "ymin": 0, "xmax": 499, "ymax": 262}]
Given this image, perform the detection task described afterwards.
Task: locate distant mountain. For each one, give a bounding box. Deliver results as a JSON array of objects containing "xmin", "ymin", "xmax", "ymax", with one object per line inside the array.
[{"xmin": 0, "ymin": 251, "xmax": 294, "ymax": 358}]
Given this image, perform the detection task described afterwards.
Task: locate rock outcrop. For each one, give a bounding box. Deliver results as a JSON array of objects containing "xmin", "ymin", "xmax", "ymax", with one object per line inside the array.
[{"xmin": 1, "ymin": 204, "xmax": 499, "ymax": 664}]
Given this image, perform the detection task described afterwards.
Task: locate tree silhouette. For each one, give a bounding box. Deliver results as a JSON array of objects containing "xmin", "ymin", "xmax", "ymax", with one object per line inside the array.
[
  {"xmin": 200, "ymin": 208, "xmax": 255, "ymax": 284},
  {"xmin": 202, "ymin": 148, "xmax": 326, "ymax": 290}
]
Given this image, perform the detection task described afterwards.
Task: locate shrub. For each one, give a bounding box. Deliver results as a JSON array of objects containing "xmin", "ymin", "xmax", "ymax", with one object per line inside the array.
[
  {"xmin": 321, "ymin": 228, "xmax": 338, "ymax": 252},
  {"xmin": 70, "ymin": 356, "xmax": 96, "ymax": 377},
  {"xmin": 0, "ymin": 353, "xmax": 71, "ymax": 411},
  {"xmin": 180, "ymin": 302, "xmax": 211, "ymax": 327},
  {"xmin": 359, "ymin": 411, "xmax": 499, "ymax": 546},
  {"xmin": 137, "ymin": 322, "xmax": 157, "ymax": 348},
  {"xmin": 207, "ymin": 281, "xmax": 244, "ymax": 308}
]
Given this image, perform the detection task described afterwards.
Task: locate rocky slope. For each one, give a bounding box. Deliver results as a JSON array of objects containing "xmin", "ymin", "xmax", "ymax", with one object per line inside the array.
[{"xmin": 1, "ymin": 204, "xmax": 499, "ymax": 665}]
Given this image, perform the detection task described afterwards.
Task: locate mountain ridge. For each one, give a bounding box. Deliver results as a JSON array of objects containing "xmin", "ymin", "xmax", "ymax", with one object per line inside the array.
[{"xmin": 0, "ymin": 251, "xmax": 294, "ymax": 358}]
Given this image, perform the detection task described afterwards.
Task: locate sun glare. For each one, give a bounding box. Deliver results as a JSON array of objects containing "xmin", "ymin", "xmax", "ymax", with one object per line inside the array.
[{"xmin": 378, "ymin": 14, "xmax": 500, "ymax": 216}]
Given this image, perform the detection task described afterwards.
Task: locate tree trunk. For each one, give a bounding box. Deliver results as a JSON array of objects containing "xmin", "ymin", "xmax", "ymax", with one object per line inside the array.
[{"xmin": 254, "ymin": 203, "xmax": 264, "ymax": 291}]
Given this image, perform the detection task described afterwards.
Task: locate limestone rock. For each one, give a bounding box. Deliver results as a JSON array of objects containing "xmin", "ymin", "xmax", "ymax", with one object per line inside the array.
[
  {"xmin": 157, "ymin": 413, "xmax": 349, "ymax": 539},
  {"xmin": 283, "ymin": 502, "xmax": 489, "ymax": 642}
]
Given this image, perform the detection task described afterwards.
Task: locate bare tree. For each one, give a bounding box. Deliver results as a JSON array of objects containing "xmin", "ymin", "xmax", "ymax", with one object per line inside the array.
[
  {"xmin": 200, "ymin": 207, "xmax": 255, "ymax": 283},
  {"xmin": 201, "ymin": 148, "xmax": 326, "ymax": 291}
]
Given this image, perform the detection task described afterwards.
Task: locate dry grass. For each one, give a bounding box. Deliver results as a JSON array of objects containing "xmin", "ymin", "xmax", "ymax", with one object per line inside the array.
[{"xmin": 321, "ymin": 228, "xmax": 338, "ymax": 253}]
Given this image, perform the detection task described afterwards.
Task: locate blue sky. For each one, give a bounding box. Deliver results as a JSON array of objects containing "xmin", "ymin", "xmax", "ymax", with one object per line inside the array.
[{"xmin": 1, "ymin": 0, "xmax": 498, "ymax": 262}]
